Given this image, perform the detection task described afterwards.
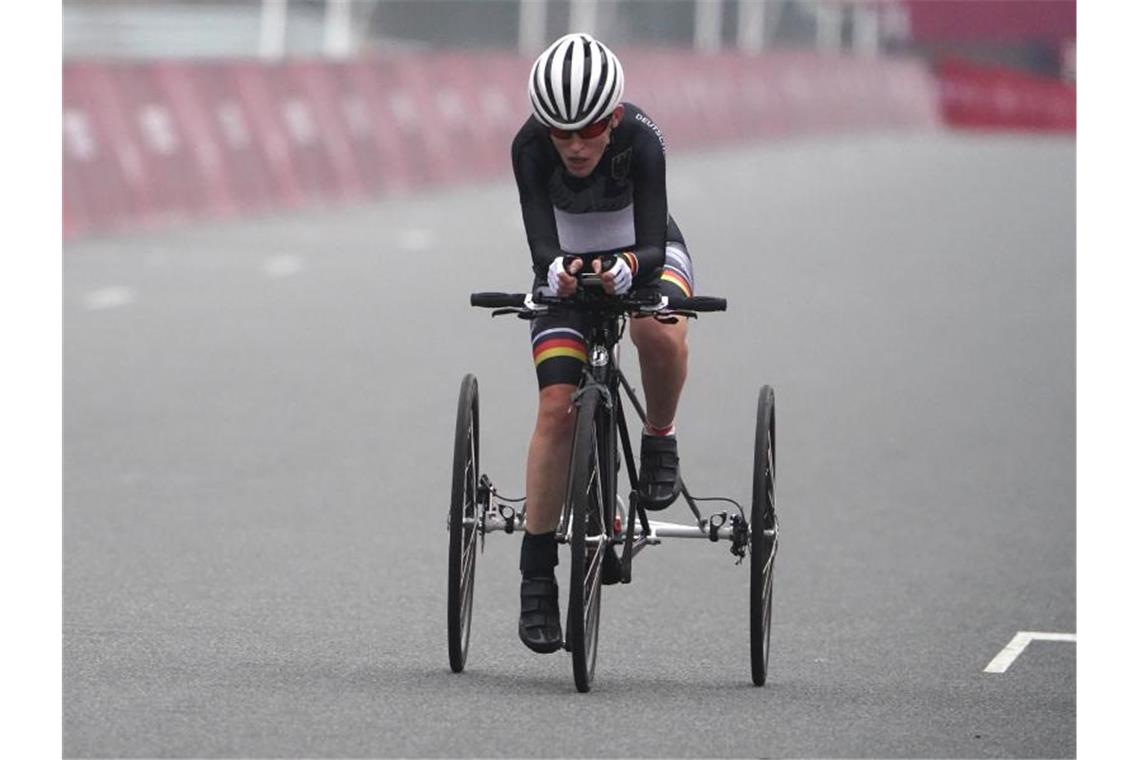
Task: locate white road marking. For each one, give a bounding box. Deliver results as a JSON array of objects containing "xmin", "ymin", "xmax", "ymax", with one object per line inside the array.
[
  {"xmin": 984, "ymin": 631, "xmax": 1076, "ymax": 673},
  {"xmin": 262, "ymin": 254, "xmax": 304, "ymax": 278},
  {"xmin": 83, "ymin": 287, "xmax": 136, "ymax": 311},
  {"xmin": 398, "ymin": 227, "xmax": 435, "ymax": 252}
]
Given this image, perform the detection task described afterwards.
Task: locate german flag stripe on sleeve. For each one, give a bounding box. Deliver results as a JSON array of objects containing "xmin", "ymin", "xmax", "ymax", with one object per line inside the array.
[{"xmin": 619, "ymin": 251, "xmax": 639, "ymax": 276}]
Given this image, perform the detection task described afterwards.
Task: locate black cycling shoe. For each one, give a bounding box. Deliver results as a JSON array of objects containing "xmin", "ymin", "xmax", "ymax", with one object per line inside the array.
[
  {"xmin": 602, "ymin": 544, "xmax": 622, "ymax": 585},
  {"xmin": 638, "ymin": 434, "xmax": 681, "ymax": 510},
  {"xmin": 518, "ymin": 576, "xmax": 562, "ymax": 653}
]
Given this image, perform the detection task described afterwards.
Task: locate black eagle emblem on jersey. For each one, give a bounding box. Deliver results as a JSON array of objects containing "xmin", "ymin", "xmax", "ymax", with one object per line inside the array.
[{"xmin": 611, "ymin": 148, "xmax": 632, "ymax": 183}]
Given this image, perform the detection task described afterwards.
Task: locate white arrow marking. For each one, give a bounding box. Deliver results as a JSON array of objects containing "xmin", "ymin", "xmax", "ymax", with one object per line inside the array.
[
  {"xmin": 984, "ymin": 631, "xmax": 1076, "ymax": 673},
  {"xmin": 398, "ymin": 227, "xmax": 435, "ymax": 252},
  {"xmin": 83, "ymin": 287, "xmax": 136, "ymax": 311},
  {"xmin": 262, "ymin": 255, "xmax": 304, "ymax": 278}
]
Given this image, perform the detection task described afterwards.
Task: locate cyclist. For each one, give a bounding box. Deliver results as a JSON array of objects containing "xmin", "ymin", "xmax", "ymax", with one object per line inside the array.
[{"xmin": 512, "ymin": 33, "xmax": 697, "ymax": 653}]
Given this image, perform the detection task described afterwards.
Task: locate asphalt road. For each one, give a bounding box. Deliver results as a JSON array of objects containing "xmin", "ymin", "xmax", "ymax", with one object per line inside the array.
[{"xmin": 64, "ymin": 132, "xmax": 1075, "ymax": 758}]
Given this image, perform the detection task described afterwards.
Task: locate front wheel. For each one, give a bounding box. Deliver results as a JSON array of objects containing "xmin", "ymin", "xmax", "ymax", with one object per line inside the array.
[
  {"xmin": 448, "ymin": 374, "xmax": 480, "ymax": 673},
  {"xmin": 566, "ymin": 388, "xmax": 607, "ymax": 693},
  {"xmin": 750, "ymin": 385, "xmax": 777, "ymax": 686}
]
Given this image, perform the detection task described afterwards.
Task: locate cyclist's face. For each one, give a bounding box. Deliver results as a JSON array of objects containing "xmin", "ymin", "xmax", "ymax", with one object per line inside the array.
[{"xmin": 549, "ymin": 106, "xmax": 624, "ymax": 178}]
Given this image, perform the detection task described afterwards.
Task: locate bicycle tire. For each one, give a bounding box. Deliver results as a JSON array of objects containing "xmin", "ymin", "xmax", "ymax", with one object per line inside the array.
[
  {"xmin": 448, "ymin": 374, "xmax": 480, "ymax": 673},
  {"xmin": 566, "ymin": 388, "xmax": 606, "ymax": 693},
  {"xmin": 750, "ymin": 384, "xmax": 776, "ymax": 686}
]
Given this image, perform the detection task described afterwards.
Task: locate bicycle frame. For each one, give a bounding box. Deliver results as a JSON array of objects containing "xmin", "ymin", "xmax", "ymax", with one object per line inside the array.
[
  {"xmin": 477, "ymin": 303, "xmax": 752, "ymax": 580},
  {"xmin": 457, "ymin": 285, "xmax": 778, "ymax": 689}
]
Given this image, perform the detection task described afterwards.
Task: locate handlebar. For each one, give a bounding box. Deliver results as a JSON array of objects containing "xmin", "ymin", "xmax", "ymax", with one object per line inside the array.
[
  {"xmin": 470, "ymin": 292, "xmax": 528, "ymax": 308},
  {"xmin": 667, "ymin": 296, "xmax": 727, "ymax": 312},
  {"xmin": 469, "ymin": 290, "xmax": 727, "ymax": 316}
]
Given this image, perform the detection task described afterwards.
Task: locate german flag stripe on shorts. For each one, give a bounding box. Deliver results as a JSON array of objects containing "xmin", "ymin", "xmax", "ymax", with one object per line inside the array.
[
  {"xmin": 660, "ymin": 244, "xmax": 695, "ymax": 297},
  {"xmin": 532, "ymin": 327, "xmax": 587, "ymax": 366},
  {"xmin": 660, "ymin": 265, "xmax": 693, "ymax": 297}
]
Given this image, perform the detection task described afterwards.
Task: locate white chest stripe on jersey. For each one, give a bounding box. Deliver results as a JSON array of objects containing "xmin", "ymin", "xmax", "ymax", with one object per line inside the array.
[{"xmin": 553, "ymin": 205, "xmax": 636, "ymax": 255}]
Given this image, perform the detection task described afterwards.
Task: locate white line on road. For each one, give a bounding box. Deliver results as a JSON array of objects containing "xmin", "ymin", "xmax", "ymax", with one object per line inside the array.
[
  {"xmin": 984, "ymin": 631, "xmax": 1076, "ymax": 673},
  {"xmin": 83, "ymin": 287, "xmax": 136, "ymax": 311},
  {"xmin": 398, "ymin": 227, "xmax": 436, "ymax": 252},
  {"xmin": 262, "ymin": 254, "xmax": 305, "ymax": 278}
]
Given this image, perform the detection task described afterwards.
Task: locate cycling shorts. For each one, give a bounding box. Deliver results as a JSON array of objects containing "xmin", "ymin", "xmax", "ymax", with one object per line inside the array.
[{"xmin": 530, "ymin": 242, "xmax": 695, "ymax": 389}]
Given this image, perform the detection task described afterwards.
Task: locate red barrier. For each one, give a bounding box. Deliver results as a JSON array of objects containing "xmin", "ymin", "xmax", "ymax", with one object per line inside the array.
[
  {"xmin": 338, "ymin": 58, "xmax": 420, "ymax": 194},
  {"xmin": 105, "ymin": 63, "xmax": 215, "ymax": 226},
  {"xmin": 304, "ymin": 61, "xmax": 387, "ymax": 195},
  {"xmin": 64, "ymin": 63, "xmax": 152, "ymax": 236},
  {"xmin": 152, "ymin": 61, "xmax": 239, "ymax": 220},
  {"xmin": 936, "ymin": 58, "xmax": 1075, "ymax": 132},
  {"xmin": 280, "ymin": 60, "xmax": 364, "ymax": 200},
  {"xmin": 172, "ymin": 61, "xmax": 283, "ymax": 214},
  {"xmin": 61, "ymin": 52, "xmax": 950, "ymax": 240},
  {"xmin": 903, "ymin": 0, "xmax": 1075, "ymax": 44}
]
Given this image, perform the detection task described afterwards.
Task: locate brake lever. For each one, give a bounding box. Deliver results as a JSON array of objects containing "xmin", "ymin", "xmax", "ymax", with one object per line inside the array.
[
  {"xmin": 659, "ymin": 310, "xmax": 698, "ymax": 321},
  {"xmin": 491, "ymin": 307, "xmax": 530, "ymax": 318}
]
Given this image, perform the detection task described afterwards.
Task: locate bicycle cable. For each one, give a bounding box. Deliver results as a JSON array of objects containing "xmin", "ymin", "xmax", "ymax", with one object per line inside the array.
[
  {"xmin": 687, "ymin": 495, "xmax": 746, "ymax": 519},
  {"xmin": 495, "ymin": 490, "xmax": 742, "ymax": 514}
]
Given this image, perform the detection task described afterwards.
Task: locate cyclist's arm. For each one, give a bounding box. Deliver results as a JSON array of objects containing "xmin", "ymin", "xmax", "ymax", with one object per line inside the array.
[
  {"xmin": 511, "ymin": 129, "xmax": 564, "ymax": 280},
  {"xmin": 624, "ymin": 127, "xmax": 668, "ymax": 285}
]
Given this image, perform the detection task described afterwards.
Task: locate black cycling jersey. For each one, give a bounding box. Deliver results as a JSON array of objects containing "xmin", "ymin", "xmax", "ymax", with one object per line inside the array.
[{"xmin": 510, "ymin": 102, "xmax": 685, "ymax": 286}]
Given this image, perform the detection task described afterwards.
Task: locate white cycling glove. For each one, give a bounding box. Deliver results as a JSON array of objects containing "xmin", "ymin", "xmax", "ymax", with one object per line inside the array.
[
  {"xmin": 547, "ymin": 256, "xmax": 570, "ymax": 295},
  {"xmin": 605, "ymin": 256, "xmax": 633, "ymax": 295}
]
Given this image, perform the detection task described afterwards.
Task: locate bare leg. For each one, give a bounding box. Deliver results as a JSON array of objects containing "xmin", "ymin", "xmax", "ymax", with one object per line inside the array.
[
  {"xmin": 629, "ymin": 317, "xmax": 689, "ymax": 429},
  {"xmin": 524, "ymin": 384, "xmax": 578, "ymax": 534}
]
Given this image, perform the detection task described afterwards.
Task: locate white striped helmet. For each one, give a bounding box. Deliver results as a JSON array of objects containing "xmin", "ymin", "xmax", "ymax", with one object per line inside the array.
[{"xmin": 528, "ymin": 33, "xmax": 625, "ymax": 131}]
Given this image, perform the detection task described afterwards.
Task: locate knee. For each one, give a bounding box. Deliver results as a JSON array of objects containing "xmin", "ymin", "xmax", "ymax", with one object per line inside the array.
[
  {"xmin": 631, "ymin": 320, "xmax": 688, "ymax": 366},
  {"xmin": 535, "ymin": 385, "xmax": 577, "ymax": 437}
]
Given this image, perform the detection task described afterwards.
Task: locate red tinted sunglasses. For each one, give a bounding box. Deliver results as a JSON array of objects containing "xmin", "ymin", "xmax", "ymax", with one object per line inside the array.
[{"xmin": 548, "ymin": 117, "xmax": 611, "ymax": 140}]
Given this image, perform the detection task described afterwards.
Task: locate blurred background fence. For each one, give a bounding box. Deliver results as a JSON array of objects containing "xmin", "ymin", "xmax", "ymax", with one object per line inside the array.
[{"xmin": 63, "ymin": 0, "xmax": 1075, "ymax": 239}]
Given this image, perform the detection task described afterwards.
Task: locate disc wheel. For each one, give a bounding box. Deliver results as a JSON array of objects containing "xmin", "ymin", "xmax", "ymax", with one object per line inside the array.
[
  {"xmin": 566, "ymin": 388, "xmax": 606, "ymax": 693},
  {"xmin": 750, "ymin": 385, "xmax": 777, "ymax": 686},
  {"xmin": 447, "ymin": 374, "xmax": 480, "ymax": 673}
]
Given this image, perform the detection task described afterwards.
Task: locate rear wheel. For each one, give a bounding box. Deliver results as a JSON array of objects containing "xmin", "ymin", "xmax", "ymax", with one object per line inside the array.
[
  {"xmin": 448, "ymin": 374, "xmax": 480, "ymax": 673},
  {"xmin": 567, "ymin": 388, "xmax": 606, "ymax": 693},
  {"xmin": 750, "ymin": 385, "xmax": 777, "ymax": 686}
]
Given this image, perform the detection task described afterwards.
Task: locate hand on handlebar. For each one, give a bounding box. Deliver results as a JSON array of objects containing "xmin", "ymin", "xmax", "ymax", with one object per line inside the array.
[
  {"xmin": 592, "ymin": 256, "xmax": 633, "ymax": 296},
  {"xmin": 548, "ymin": 256, "xmax": 584, "ymax": 296}
]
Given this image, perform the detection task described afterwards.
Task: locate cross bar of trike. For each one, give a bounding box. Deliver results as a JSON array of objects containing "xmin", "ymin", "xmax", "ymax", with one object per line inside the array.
[
  {"xmin": 470, "ymin": 507, "xmax": 746, "ymax": 542},
  {"xmin": 468, "ymin": 491, "xmax": 760, "ymax": 573}
]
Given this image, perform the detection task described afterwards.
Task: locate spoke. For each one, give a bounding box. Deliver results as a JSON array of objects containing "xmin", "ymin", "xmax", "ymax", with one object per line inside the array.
[
  {"xmin": 585, "ymin": 551, "xmax": 601, "ymax": 594},
  {"xmin": 459, "ymin": 535, "xmax": 476, "ymax": 625},
  {"xmin": 460, "ymin": 584, "xmax": 473, "ymax": 633},
  {"xmin": 585, "ymin": 553, "xmax": 603, "ymax": 610},
  {"xmin": 584, "ymin": 551, "xmax": 602, "ymax": 662},
  {"xmin": 463, "ymin": 529, "xmax": 477, "ymax": 572},
  {"xmin": 460, "ymin": 571, "xmax": 472, "ymax": 618}
]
